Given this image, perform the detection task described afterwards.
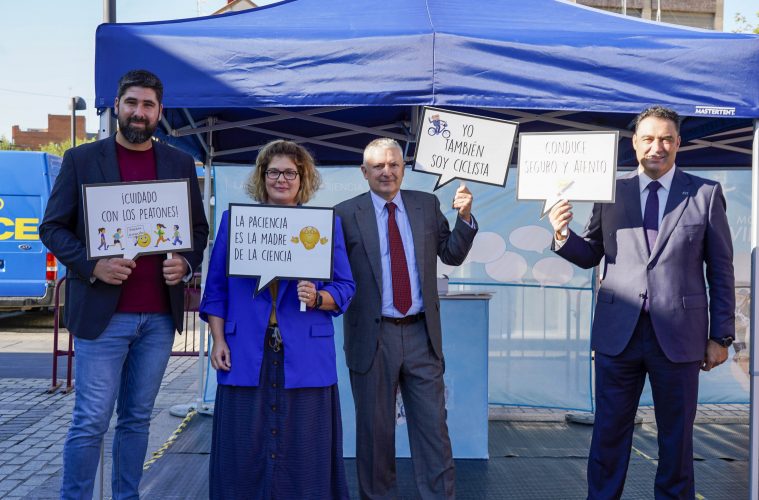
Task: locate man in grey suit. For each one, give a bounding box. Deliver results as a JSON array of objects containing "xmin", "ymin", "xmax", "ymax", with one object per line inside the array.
[
  {"xmin": 335, "ymin": 138, "xmax": 477, "ymax": 499},
  {"xmin": 549, "ymin": 106, "xmax": 735, "ymax": 499}
]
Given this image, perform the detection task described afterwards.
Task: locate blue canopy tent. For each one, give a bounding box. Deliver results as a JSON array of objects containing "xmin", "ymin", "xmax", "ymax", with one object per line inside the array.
[
  {"xmin": 94, "ymin": 0, "xmax": 759, "ymax": 489},
  {"xmin": 94, "ymin": 0, "xmax": 758, "ymax": 167}
]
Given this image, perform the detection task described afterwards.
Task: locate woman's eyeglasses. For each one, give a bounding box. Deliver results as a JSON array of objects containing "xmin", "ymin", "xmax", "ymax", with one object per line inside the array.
[{"xmin": 265, "ymin": 169, "xmax": 299, "ymax": 180}]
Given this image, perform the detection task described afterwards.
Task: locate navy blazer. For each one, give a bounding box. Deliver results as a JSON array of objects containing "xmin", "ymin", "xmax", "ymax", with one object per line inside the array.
[
  {"xmin": 199, "ymin": 210, "xmax": 355, "ymax": 389},
  {"xmin": 39, "ymin": 136, "xmax": 209, "ymax": 339},
  {"xmin": 555, "ymin": 169, "xmax": 735, "ymax": 362}
]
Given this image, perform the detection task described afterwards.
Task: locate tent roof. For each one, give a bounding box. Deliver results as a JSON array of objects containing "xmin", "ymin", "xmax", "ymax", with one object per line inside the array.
[{"xmin": 94, "ymin": 0, "xmax": 759, "ymax": 165}]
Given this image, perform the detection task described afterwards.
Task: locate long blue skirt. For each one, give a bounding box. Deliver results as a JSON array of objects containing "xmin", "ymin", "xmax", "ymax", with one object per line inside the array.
[{"xmin": 209, "ymin": 335, "xmax": 349, "ymax": 500}]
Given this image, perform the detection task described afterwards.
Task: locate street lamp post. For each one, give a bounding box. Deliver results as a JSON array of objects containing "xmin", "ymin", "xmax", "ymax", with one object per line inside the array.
[{"xmin": 69, "ymin": 97, "xmax": 87, "ymax": 148}]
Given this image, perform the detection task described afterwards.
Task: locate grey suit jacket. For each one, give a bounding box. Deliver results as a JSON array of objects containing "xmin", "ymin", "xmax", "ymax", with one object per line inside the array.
[
  {"xmin": 555, "ymin": 168, "xmax": 735, "ymax": 362},
  {"xmin": 335, "ymin": 190, "xmax": 477, "ymax": 373}
]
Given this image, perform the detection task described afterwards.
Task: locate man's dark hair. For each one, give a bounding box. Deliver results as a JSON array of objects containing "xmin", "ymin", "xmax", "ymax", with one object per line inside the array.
[
  {"xmin": 117, "ymin": 70, "xmax": 164, "ymax": 103},
  {"xmin": 633, "ymin": 106, "xmax": 681, "ymax": 134}
]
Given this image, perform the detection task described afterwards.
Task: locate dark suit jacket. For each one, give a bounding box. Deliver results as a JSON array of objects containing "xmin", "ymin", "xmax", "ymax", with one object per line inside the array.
[
  {"xmin": 555, "ymin": 168, "xmax": 735, "ymax": 362},
  {"xmin": 40, "ymin": 136, "xmax": 209, "ymax": 340},
  {"xmin": 335, "ymin": 190, "xmax": 477, "ymax": 373}
]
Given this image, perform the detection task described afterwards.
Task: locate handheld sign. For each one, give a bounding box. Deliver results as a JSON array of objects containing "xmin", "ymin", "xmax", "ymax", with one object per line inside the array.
[
  {"xmin": 517, "ymin": 131, "xmax": 619, "ymax": 216},
  {"xmin": 413, "ymin": 107, "xmax": 518, "ymax": 190},
  {"xmin": 227, "ymin": 204, "xmax": 335, "ymax": 295},
  {"xmin": 83, "ymin": 180, "xmax": 193, "ymax": 260}
]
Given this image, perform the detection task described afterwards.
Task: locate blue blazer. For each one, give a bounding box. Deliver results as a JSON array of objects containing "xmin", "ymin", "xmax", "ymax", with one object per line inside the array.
[
  {"xmin": 200, "ymin": 210, "xmax": 355, "ymax": 388},
  {"xmin": 555, "ymin": 169, "xmax": 735, "ymax": 362}
]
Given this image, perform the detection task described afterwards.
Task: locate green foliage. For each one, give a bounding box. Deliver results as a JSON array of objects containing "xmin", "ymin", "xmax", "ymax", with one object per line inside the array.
[
  {"xmin": 0, "ymin": 136, "xmax": 96, "ymax": 155},
  {"xmin": 733, "ymin": 11, "xmax": 759, "ymax": 34},
  {"xmin": 36, "ymin": 137, "xmax": 96, "ymax": 157},
  {"xmin": 0, "ymin": 135, "xmax": 21, "ymax": 150}
]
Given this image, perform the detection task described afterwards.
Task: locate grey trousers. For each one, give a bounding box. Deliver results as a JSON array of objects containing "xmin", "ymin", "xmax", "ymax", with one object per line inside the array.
[{"xmin": 350, "ymin": 319, "xmax": 455, "ymax": 500}]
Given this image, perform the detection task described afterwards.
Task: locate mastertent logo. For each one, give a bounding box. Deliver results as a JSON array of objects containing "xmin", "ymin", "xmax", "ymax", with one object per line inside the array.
[{"xmin": 694, "ymin": 106, "xmax": 736, "ymax": 116}]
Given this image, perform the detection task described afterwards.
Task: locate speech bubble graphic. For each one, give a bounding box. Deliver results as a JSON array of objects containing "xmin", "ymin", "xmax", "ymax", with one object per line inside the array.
[
  {"xmin": 465, "ymin": 232, "xmax": 507, "ymax": 264},
  {"xmin": 227, "ymin": 204, "xmax": 335, "ymax": 294},
  {"xmin": 413, "ymin": 107, "xmax": 518, "ymax": 190},
  {"xmin": 532, "ymin": 257, "xmax": 574, "ymax": 286},
  {"xmin": 517, "ymin": 131, "xmax": 619, "ymax": 217},
  {"xmin": 484, "ymin": 251, "xmax": 528, "ymax": 283},
  {"xmin": 509, "ymin": 225, "xmax": 553, "ymax": 254},
  {"xmin": 83, "ymin": 180, "xmax": 193, "ymax": 261}
]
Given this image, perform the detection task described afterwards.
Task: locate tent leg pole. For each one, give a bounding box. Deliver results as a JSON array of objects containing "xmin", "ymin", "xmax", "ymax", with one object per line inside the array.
[
  {"xmin": 197, "ymin": 119, "xmax": 215, "ymax": 414},
  {"xmin": 750, "ymin": 119, "xmax": 759, "ymax": 500},
  {"xmin": 170, "ymin": 118, "xmax": 215, "ymax": 417},
  {"xmin": 99, "ymin": 109, "xmax": 115, "ymax": 140}
]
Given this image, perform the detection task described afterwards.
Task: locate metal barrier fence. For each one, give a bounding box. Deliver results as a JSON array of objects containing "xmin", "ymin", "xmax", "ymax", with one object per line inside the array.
[
  {"xmin": 176, "ymin": 273, "xmax": 202, "ymax": 356},
  {"xmin": 49, "ymin": 278, "xmax": 72, "ymax": 394},
  {"xmin": 49, "ymin": 275, "xmax": 202, "ymax": 393}
]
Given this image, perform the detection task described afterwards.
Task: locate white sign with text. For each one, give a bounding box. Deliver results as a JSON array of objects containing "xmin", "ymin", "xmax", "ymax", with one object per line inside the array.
[
  {"xmin": 413, "ymin": 107, "xmax": 518, "ymax": 189},
  {"xmin": 83, "ymin": 179, "xmax": 192, "ymax": 260},
  {"xmin": 227, "ymin": 204, "xmax": 335, "ymax": 294},
  {"xmin": 517, "ymin": 131, "xmax": 619, "ymax": 216}
]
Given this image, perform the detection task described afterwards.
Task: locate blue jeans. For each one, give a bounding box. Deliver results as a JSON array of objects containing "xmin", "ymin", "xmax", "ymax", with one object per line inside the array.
[{"xmin": 61, "ymin": 313, "xmax": 174, "ymax": 500}]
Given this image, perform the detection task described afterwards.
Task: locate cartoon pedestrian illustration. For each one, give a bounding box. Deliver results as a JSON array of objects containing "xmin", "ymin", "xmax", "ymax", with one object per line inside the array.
[
  {"xmin": 171, "ymin": 225, "xmax": 183, "ymax": 246},
  {"xmin": 112, "ymin": 228, "xmax": 124, "ymax": 250},
  {"xmin": 427, "ymin": 114, "xmax": 450, "ymax": 138},
  {"xmin": 154, "ymin": 223, "xmax": 169, "ymax": 247},
  {"xmin": 97, "ymin": 227, "xmax": 108, "ymax": 250}
]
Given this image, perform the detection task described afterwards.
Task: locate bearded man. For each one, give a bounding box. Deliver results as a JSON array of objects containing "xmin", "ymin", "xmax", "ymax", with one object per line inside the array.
[{"xmin": 40, "ymin": 69, "xmax": 209, "ymax": 499}]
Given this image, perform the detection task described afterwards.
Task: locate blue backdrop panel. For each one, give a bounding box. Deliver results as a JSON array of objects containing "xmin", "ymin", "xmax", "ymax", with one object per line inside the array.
[
  {"xmin": 336, "ymin": 295, "xmax": 490, "ymax": 459},
  {"xmin": 205, "ymin": 165, "xmax": 751, "ymax": 411}
]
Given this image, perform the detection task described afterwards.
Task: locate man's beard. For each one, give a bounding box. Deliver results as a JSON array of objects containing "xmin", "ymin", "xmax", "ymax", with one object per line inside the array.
[{"xmin": 118, "ymin": 115, "xmax": 157, "ymax": 144}]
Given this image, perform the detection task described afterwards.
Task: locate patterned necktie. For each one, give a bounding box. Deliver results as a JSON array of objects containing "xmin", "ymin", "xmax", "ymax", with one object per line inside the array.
[
  {"xmin": 643, "ymin": 181, "xmax": 661, "ymax": 254},
  {"xmin": 386, "ymin": 202, "xmax": 412, "ymax": 315}
]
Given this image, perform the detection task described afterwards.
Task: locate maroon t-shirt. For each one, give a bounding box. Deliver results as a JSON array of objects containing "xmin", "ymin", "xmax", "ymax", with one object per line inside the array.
[{"xmin": 115, "ymin": 142, "xmax": 170, "ymax": 314}]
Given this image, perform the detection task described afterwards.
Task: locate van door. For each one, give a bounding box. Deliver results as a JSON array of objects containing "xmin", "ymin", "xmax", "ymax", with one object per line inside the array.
[{"xmin": 0, "ymin": 152, "xmax": 48, "ymax": 299}]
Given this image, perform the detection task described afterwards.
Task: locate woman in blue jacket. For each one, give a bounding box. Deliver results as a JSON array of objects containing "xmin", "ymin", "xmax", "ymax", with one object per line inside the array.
[{"xmin": 200, "ymin": 140, "xmax": 354, "ymax": 499}]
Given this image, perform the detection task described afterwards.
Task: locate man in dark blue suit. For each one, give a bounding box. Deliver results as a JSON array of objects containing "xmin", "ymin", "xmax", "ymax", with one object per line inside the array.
[
  {"xmin": 549, "ymin": 106, "xmax": 735, "ymax": 499},
  {"xmin": 40, "ymin": 70, "xmax": 208, "ymax": 499}
]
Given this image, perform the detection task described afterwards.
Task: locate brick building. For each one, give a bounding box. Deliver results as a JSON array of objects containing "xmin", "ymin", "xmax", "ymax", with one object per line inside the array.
[
  {"xmin": 573, "ymin": 0, "xmax": 724, "ymax": 30},
  {"xmin": 12, "ymin": 114, "xmax": 90, "ymax": 149}
]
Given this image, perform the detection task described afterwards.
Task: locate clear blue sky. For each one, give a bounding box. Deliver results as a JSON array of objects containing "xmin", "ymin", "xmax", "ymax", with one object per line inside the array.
[{"xmin": 0, "ymin": 0, "xmax": 756, "ymax": 141}]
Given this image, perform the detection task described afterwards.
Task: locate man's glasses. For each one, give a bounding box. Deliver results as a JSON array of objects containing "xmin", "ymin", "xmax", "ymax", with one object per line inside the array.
[{"xmin": 265, "ymin": 169, "xmax": 299, "ymax": 181}]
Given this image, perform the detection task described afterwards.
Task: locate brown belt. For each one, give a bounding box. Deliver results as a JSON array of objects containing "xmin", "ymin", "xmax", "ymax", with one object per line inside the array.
[{"xmin": 381, "ymin": 312, "xmax": 425, "ymax": 326}]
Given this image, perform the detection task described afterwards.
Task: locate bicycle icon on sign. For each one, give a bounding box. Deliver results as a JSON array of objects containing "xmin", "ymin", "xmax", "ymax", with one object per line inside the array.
[{"xmin": 427, "ymin": 114, "xmax": 451, "ymax": 139}]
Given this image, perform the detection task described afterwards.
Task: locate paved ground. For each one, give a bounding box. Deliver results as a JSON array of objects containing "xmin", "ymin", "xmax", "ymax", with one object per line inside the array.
[
  {"xmin": 0, "ymin": 356, "xmax": 198, "ymax": 499},
  {"xmin": 0, "ymin": 318, "xmax": 203, "ymax": 499},
  {"xmin": 0, "ymin": 322, "xmax": 750, "ymax": 499}
]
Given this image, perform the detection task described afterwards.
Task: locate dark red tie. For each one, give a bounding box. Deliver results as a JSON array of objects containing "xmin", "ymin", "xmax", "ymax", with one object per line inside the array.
[{"xmin": 386, "ymin": 202, "xmax": 412, "ymax": 315}]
